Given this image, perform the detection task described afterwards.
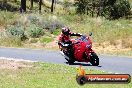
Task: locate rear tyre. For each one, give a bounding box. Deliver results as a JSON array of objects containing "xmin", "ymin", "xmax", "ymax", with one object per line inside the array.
[{"xmin": 90, "ymin": 52, "xmax": 99, "ymax": 66}]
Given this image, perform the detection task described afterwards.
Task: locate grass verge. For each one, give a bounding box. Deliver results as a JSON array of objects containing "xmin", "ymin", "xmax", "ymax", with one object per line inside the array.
[
  {"xmin": 0, "ymin": 37, "xmax": 22, "ymax": 47},
  {"xmin": 0, "ymin": 59, "xmax": 132, "ymax": 88}
]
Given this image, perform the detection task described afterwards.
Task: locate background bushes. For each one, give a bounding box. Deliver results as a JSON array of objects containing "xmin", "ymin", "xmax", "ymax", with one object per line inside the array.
[
  {"xmin": 103, "ymin": 0, "xmax": 131, "ymax": 19},
  {"xmin": 75, "ymin": 0, "xmax": 131, "ymax": 19},
  {"xmin": 6, "ymin": 25, "xmax": 26, "ymax": 40},
  {"xmin": 26, "ymin": 14, "xmax": 64, "ymax": 33},
  {"xmin": 26, "ymin": 24, "xmax": 44, "ymax": 38}
]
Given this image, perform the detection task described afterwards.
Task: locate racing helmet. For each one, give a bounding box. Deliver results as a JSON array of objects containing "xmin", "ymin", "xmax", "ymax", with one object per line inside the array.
[{"xmin": 62, "ymin": 27, "xmax": 70, "ymax": 35}]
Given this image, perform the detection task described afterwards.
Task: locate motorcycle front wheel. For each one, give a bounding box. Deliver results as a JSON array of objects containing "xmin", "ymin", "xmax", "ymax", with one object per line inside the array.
[
  {"xmin": 90, "ymin": 52, "xmax": 99, "ymax": 66},
  {"xmin": 65, "ymin": 58, "xmax": 75, "ymax": 64}
]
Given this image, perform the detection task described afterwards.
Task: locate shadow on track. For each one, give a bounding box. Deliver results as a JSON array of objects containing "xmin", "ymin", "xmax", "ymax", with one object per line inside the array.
[{"xmin": 65, "ymin": 62, "xmax": 102, "ymax": 67}]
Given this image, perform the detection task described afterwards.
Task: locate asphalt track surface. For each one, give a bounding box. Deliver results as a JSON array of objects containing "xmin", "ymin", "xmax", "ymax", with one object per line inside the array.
[{"xmin": 0, "ymin": 47, "xmax": 132, "ymax": 74}]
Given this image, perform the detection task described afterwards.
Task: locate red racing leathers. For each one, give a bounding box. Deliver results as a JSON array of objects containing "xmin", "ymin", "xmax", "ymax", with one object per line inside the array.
[
  {"xmin": 58, "ymin": 32, "xmax": 82, "ymax": 59},
  {"xmin": 58, "ymin": 32, "xmax": 82, "ymax": 45}
]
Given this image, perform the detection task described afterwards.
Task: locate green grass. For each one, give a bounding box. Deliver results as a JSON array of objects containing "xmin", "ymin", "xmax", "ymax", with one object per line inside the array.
[
  {"xmin": 40, "ymin": 37, "xmax": 54, "ymax": 43},
  {"xmin": 0, "ymin": 11, "xmax": 19, "ymax": 26},
  {"xmin": 52, "ymin": 29, "xmax": 61, "ymax": 36},
  {"xmin": 0, "ymin": 61, "xmax": 132, "ymax": 88},
  {"xmin": 0, "ymin": 11, "xmax": 132, "ymax": 56},
  {"xmin": 0, "ymin": 37, "xmax": 22, "ymax": 47},
  {"xmin": 29, "ymin": 38, "xmax": 38, "ymax": 43},
  {"xmin": 61, "ymin": 15, "xmax": 132, "ymax": 48}
]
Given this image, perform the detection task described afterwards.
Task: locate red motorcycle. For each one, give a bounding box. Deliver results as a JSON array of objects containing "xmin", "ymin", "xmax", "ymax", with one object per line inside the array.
[{"xmin": 58, "ymin": 33, "xmax": 99, "ymax": 66}]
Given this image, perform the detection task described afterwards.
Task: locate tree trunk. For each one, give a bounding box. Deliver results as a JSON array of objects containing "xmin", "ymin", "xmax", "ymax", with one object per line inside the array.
[
  {"xmin": 51, "ymin": 0, "xmax": 54, "ymax": 13},
  {"xmin": 30, "ymin": 0, "xmax": 33, "ymax": 10},
  {"xmin": 20, "ymin": 0, "xmax": 26, "ymax": 13},
  {"xmin": 3, "ymin": 0, "xmax": 7, "ymax": 3},
  {"xmin": 14, "ymin": 0, "xmax": 17, "ymax": 2},
  {"xmin": 39, "ymin": 0, "xmax": 42, "ymax": 13},
  {"xmin": 54, "ymin": 0, "xmax": 56, "ymax": 10}
]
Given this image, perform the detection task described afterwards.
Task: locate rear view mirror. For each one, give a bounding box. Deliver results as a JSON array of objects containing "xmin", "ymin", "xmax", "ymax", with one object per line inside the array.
[{"xmin": 89, "ymin": 32, "xmax": 92, "ymax": 36}]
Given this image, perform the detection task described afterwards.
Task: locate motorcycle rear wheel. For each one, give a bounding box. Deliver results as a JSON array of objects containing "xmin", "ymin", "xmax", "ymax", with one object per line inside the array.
[{"xmin": 90, "ymin": 52, "xmax": 99, "ymax": 66}]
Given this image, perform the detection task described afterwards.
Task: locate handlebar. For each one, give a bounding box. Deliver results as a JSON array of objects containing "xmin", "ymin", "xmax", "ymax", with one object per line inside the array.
[
  {"xmin": 58, "ymin": 42, "xmax": 70, "ymax": 47},
  {"xmin": 58, "ymin": 41, "xmax": 80, "ymax": 47}
]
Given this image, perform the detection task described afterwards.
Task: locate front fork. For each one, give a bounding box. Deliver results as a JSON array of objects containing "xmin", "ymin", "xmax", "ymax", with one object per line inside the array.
[
  {"xmin": 60, "ymin": 51, "xmax": 70, "ymax": 61},
  {"xmin": 85, "ymin": 49, "xmax": 94, "ymax": 60}
]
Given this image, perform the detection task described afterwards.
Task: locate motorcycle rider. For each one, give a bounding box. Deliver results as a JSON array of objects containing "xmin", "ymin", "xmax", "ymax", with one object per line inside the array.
[{"xmin": 58, "ymin": 27, "xmax": 82, "ymax": 59}]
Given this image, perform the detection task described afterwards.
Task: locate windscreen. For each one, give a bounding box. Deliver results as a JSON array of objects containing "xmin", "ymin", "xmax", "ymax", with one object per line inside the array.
[{"xmin": 77, "ymin": 35, "xmax": 88, "ymax": 42}]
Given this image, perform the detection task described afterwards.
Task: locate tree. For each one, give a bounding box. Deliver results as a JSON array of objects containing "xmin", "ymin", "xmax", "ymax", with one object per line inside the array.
[
  {"xmin": 51, "ymin": 0, "xmax": 54, "ymax": 13},
  {"xmin": 75, "ymin": 0, "xmax": 131, "ymax": 19},
  {"xmin": 3, "ymin": 0, "xmax": 7, "ymax": 3},
  {"xmin": 30, "ymin": 0, "xmax": 33, "ymax": 10},
  {"xmin": 14, "ymin": 0, "xmax": 17, "ymax": 2},
  {"xmin": 20, "ymin": 0, "xmax": 26, "ymax": 13},
  {"xmin": 39, "ymin": 0, "xmax": 42, "ymax": 13}
]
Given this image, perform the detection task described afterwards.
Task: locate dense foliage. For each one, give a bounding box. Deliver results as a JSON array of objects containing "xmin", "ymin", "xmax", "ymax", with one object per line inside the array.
[
  {"xmin": 6, "ymin": 25, "xmax": 26, "ymax": 40},
  {"xmin": 26, "ymin": 24, "xmax": 44, "ymax": 38},
  {"xmin": 75, "ymin": 0, "xmax": 131, "ymax": 19}
]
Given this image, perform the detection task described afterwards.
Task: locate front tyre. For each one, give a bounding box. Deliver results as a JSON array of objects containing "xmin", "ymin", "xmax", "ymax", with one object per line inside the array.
[
  {"xmin": 65, "ymin": 58, "xmax": 75, "ymax": 64},
  {"xmin": 90, "ymin": 52, "xmax": 99, "ymax": 66}
]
